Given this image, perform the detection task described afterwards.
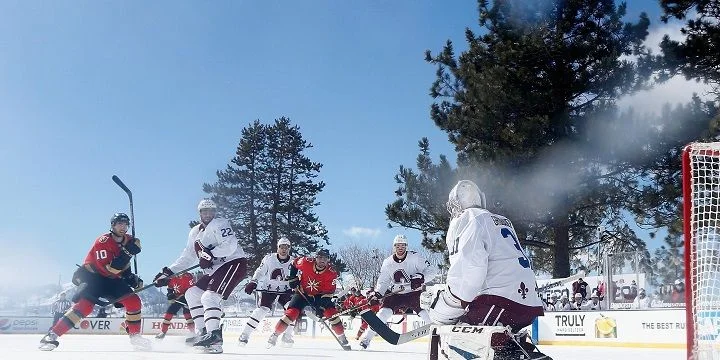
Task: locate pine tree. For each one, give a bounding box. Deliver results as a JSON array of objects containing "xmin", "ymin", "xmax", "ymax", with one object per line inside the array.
[
  {"xmin": 263, "ymin": 117, "xmax": 330, "ymax": 256},
  {"xmin": 657, "ymin": 0, "xmax": 720, "ymax": 91},
  {"xmin": 204, "ymin": 120, "xmax": 268, "ymax": 268},
  {"xmin": 203, "ymin": 118, "xmax": 337, "ymax": 270},
  {"xmin": 415, "ymin": 0, "xmax": 653, "ymax": 277}
]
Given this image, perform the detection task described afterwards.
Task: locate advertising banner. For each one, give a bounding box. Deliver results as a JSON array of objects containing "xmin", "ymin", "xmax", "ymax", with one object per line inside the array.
[
  {"xmin": 537, "ymin": 309, "xmax": 685, "ymax": 347},
  {"xmin": 67, "ymin": 317, "xmax": 126, "ymax": 334},
  {"xmin": 0, "ymin": 317, "xmax": 52, "ymax": 334}
]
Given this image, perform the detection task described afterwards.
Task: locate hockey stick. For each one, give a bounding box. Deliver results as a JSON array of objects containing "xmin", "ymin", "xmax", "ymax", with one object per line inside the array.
[
  {"xmin": 298, "ymin": 291, "xmax": 351, "ymax": 351},
  {"xmin": 94, "ymin": 264, "xmax": 201, "ymax": 307},
  {"xmin": 112, "ymin": 175, "xmax": 138, "ymax": 274},
  {"xmin": 359, "ymin": 308, "xmax": 432, "ymax": 345},
  {"xmin": 325, "ymin": 288, "xmax": 421, "ymax": 322},
  {"xmin": 537, "ymin": 270, "xmax": 586, "ymax": 292}
]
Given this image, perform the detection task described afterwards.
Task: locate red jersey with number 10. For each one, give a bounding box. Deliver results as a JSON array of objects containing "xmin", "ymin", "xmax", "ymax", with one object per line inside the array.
[
  {"xmin": 82, "ymin": 233, "xmax": 133, "ymax": 279},
  {"xmin": 294, "ymin": 256, "xmax": 338, "ymax": 296}
]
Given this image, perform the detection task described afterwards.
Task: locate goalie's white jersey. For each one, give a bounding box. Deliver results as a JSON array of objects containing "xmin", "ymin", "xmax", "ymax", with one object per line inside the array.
[
  {"xmin": 375, "ymin": 251, "xmax": 438, "ymax": 295},
  {"xmin": 445, "ymin": 207, "xmax": 542, "ymax": 308},
  {"xmin": 168, "ymin": 217, "xmax": 246, "ymax": 275},
  {"xmin": 250, "ymin": 253, "xmax": 295, "ymax": 293}
]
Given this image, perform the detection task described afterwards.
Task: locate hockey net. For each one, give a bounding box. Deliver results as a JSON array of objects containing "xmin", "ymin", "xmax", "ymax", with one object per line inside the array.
[{"xmin": 683, "ymin": 143, "xmax": 720, "ymax": 360}]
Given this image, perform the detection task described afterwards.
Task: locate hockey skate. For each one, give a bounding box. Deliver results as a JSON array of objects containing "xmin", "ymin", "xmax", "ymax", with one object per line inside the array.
[
  {"xmin": 38, "ymin": 331, "xmax": 59, "ymax": 351},
  {"xmin": 193, "ymin": 329, "xmax": 223, "ymax": 354},
  {"xmin": 266, "ymin": 333, "xmax": 279, "ymax": 348},
  {"xmin": 238, "ymin": 333, "xmax": 249, "ymax": 347},
  {"xmin": 359, "ymin": 336, "xmax": 370, "ymax": 350},
  {"xmin": 186, "ymin": 328, "xmax": 206, "ymax": 345},
  {"xmin": 155, "ymin": 332, "xmax": 166, "ymax": 340},
  {"xmin": 130, "ymin": 334, "xmax": 152, "ymax": 351},
  {"xmin": 337, "ymin": 334, "xmax": 352, "ymax": 351},
  {"xmin": 280, "ymin": 332, "xmax": 294, "ymax": 348}
]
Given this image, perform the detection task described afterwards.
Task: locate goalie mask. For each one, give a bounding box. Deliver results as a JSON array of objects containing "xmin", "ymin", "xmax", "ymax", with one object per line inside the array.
[{"xmin": 446, "ymin": 180, "xmax": 486, "ymax": 218}]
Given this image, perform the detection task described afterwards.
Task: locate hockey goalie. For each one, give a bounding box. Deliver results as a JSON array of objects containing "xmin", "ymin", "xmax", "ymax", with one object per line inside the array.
[{"xmin": 425, "ymin": 180, "xmax": 551, "ymax": 360}]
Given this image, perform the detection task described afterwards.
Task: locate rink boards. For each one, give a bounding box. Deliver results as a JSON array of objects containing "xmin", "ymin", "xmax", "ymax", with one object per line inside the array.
[{"xmin": 0, "ymin": 309, "xmax": 688, "ymax": 348}]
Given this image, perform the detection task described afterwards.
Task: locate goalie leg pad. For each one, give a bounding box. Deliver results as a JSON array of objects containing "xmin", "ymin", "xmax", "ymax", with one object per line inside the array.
[{"xmin": 428, "ymin": 325, "xmax": 508, "ymax": 360}]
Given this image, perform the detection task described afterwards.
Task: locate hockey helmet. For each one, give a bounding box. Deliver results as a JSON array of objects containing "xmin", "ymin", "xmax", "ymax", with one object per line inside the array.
[
  {"xmin": 446, "ymin": 180, "xmax": 486, "ymax": 218},
  {"xmin": 111, "ymin": 213, "xmax": 130, "ymax": 226},
  {"xmin": 197, "ymin": 199, "xmax": 217, "ymax": 212},
  {"xmin": 393, "ymin": 234, "xmax": 408, "ymax": 245},
  {"xmin": 278, "ymin": 236, "xmax": 291, "ymax": 247}
]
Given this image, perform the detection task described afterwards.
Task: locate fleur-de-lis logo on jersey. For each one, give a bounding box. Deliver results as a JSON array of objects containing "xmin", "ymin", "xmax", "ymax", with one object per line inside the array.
[
  {"xmin": 306, "ymin": 279, "xmax": 320, "ymax": 292},
  {"xmin": 518, "ymin": 282, "xmax": 529, "ymax": 299}
]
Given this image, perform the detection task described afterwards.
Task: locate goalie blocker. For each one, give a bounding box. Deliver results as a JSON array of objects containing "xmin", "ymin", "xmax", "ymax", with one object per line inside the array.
[{"xmin": 428, "ymin": 325, "xmax": 552, "ymax": 360}]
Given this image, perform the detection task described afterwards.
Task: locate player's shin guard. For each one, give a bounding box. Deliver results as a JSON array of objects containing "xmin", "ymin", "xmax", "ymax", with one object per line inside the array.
[
  {"xmin": 119, "ymin": 294, "xmax": 142, "ymax": 335},
  {"xmin": 243, "ymin": 306, "xmax": 270, "ymax": 336},
  {"xmin": 200, "ymin": 291, "xmax": 223, "ymax": 332},
  {"xmin": 328, "ymin": 317, "xmax": 345, "ymax": 336},
  {"xmin": 274, "ymin": 308, "xmax": 300, "ymax": 335},
  {"xmin": 183, "ymin": 307, "xmax": 195, "ymax": 333},
  {"xmin": 51, "ymin": 298, "xmax": 94, "ymax": 336},
  {"xmin": 185, "ymin": 286, "xmax": 206, "ymax": 334}
]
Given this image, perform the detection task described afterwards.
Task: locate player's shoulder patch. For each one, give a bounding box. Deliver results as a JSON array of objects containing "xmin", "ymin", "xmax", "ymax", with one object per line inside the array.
[{"xmin": 98, "ymin": 234, "xmax": 111, "ymax": 243}]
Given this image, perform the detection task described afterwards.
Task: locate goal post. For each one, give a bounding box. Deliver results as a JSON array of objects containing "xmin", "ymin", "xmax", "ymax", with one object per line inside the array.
[{"xmin": 683, "ymin": 142, "xmax": 720, "ymax": 360}]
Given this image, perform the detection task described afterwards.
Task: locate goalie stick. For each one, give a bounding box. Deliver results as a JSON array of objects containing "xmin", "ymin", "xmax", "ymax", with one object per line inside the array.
[
  {"xmin": 112, "ymin": 175, "xmax": 138, "ymax": 274},
  {"xmin": 359, "ymin": 308, "xmax": 433, "ymax": 345}
]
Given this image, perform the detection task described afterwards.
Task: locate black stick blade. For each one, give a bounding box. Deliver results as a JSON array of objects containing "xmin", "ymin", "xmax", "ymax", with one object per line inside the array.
[{"xmin": 112, "ymin": 175, "xmax": 132, "ymax": 195}]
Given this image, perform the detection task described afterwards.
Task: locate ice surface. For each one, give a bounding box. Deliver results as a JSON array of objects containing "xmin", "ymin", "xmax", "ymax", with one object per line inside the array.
[{"xmin": 0, "ymin": 334, "xmax": 685, "ymax": 360}]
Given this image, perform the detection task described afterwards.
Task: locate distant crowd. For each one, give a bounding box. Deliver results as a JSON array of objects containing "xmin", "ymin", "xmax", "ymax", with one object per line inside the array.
[{"xmin": 541, "ymin": 276, "xmax": 686, "ymax": 311}]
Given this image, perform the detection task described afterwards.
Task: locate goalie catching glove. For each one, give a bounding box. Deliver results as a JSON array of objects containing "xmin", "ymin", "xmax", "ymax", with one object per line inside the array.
[
  {"xmin": 428, "ymin": 288, "xmax": 466, "ymax": 325},
  {"xmin": 194, "ymin": 241, "xmax": 215, "ymax": 269}
]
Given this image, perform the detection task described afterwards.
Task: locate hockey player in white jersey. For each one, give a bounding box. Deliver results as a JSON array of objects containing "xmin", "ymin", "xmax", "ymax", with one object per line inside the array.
[
  {"xmin": 359, "ymin": 234, "xmax": 438, "ymax": 349},
  {"xmin": 427, "ymin": 180, "xmax": 549, "ymax": 360},
  {"xmin": 238, "ymin": 236, "xmax": 297, "ymax": 347},
  {"xmin": 153, "ymin": 199, "xmax": 247, "ymax": 354}
]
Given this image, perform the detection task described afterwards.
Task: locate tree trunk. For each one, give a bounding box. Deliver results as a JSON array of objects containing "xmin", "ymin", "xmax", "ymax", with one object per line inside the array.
[{"xmin": 552, "ymin": 215, "xmax": 570, "ymax": 278}]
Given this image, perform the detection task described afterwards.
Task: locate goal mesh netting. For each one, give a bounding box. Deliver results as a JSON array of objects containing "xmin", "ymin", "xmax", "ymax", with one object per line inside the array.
[{"xmin": 683, "ymin": 143, "xmax": 720, "ymax": 360}]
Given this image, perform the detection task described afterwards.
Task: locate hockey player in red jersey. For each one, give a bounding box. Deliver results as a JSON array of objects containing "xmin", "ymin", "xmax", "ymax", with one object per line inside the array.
[
  {"xmin": 356, "ymin": 287, "xmax": 380, "ymax": 340},
  {"xmin": 266, "ymin": 249, "xmax": 351, "ymax": 350},
  {"xmin": 155, "ymin": 272, "xmax": 196, "ymax": 340},
  {"xmin": 39, "ymin": 213, "xmax": 151, "ymax": 351}
]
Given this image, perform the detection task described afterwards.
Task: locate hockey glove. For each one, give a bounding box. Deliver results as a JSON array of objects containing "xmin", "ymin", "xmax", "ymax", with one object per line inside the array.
[
  {"xmin": 124, "ymin": 237, "xmax": 142, "ymax": 255},
  {"xmin": 166, "ymin": 288, "xmax": 176, "ymax": 300},
  {"xmin": 122, "ymin": 271, "xmax": 144, "ymax": 290},
  {"xmin": 194, "ymin": 241, "xmax": 215, "ymax": 269},
  {"xmin": 367, "ymin": 292, "xmax": 382, "ymax": 306},
  {"xmin": 244, "ymin": 281, "xmax": 258, "ymax": 295},
  {"xmin": 428, "ymin": 289, "xmax": 466, "ymax": 325},
  {"xmin": 286, "ymin": 276, "xmax": 300, "ymax": 290},
  {"xmin": 153, "ymin": 267, "xmax": 174, "ymax": 287},
  {"xmin": 410, "ymin": 273, "xmax": 425, "ymax": 290}
]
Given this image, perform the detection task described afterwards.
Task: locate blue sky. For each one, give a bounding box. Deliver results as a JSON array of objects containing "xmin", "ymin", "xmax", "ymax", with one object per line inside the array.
[{"xmin": 0, "ymin": 0, "xmax": 675, "ymax": 288}]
